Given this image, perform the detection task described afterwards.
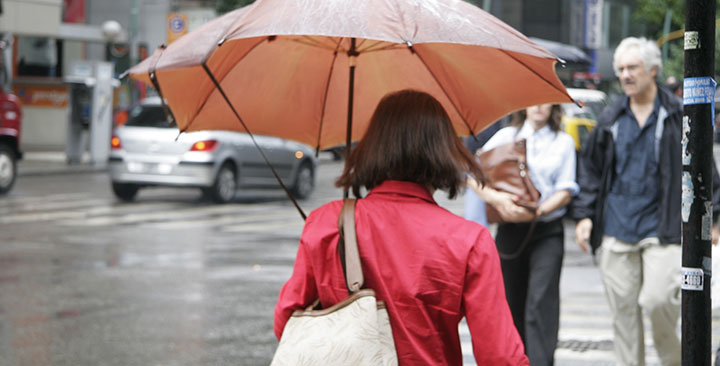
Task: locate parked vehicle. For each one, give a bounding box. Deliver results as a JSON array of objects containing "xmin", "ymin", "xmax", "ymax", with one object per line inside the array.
[
  {"xmin": 561, "ymin": 88, "xmax": 608, "ymax": 151},
  {"xmin": 0, "ymin": 89, "xmax": 22, "ymax": 195},
  {"xmin": 108, "ymin": 97, "xmax": 317, "ymax": 203}
]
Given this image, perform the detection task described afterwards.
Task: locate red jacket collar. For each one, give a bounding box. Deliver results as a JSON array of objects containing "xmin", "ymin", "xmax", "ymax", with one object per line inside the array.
[{"xmin": 366, "ymin": 180, "xmax": 436, "ymax": 204}]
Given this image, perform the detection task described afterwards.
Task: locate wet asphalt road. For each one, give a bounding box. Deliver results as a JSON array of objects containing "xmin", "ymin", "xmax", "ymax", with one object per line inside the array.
[
  {"xmin": 2, "ymin": 150, "xmax": 718, "ymax": 365},
  {"xmin": 0, "ymin": 155, "xmax": 351, "ymax": 366}
]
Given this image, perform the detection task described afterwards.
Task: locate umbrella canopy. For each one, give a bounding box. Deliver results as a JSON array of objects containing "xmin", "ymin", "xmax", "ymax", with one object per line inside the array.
[{"xmin": 127, "ymin": 0, "xmax": 572, "ymax": 152}]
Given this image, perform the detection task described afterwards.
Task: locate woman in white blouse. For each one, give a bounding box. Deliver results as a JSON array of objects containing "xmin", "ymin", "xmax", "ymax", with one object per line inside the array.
[{"xmin": 467, "ymin": 103, "xmax": 579, "ymax": 366}]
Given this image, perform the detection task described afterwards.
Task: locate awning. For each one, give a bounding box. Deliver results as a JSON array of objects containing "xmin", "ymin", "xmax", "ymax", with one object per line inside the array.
[{"xmin": 530, "ymin": 37, "xmax": 592, "ymax": 65}]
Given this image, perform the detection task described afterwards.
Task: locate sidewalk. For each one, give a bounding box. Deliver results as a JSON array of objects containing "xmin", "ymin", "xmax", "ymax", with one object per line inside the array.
[{"xmin": 18, "ymin": 151, "xmax": 108, "ymax": 177}]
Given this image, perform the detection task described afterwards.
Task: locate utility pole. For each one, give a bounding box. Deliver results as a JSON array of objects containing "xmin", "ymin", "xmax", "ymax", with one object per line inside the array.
[{"xmin": 681, "ymin": 1, "xmax": 715, "ymax": 365}]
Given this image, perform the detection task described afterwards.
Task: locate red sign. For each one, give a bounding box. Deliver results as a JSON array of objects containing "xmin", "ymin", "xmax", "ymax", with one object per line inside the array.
[
  {"xmin": 63, "ymin": 0, "xmax": 86, "ymax": 23},
  {"xmin": 572, "ymin": 72, "xmax": 602, "ymax": 82},
  {"xmin": 13, "ymin": 85, "xmax": 68, "ymax": 108}
]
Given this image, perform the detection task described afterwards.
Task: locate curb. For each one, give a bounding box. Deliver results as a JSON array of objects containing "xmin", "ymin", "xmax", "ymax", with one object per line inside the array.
[
  {"xmin": 18, "ymin": 166, "xmax": 107, "ymax": 177},
  {"xmin": 16, "ymin": 152, "xmax": 107, "ymax": 177}
]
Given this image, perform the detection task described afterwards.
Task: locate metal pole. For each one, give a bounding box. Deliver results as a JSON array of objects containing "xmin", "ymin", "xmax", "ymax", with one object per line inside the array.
[
  {"xmin": 682, "ymin": 1, "xmax": 715, "ymax": 365},
  {"xmin": 662, "ymin": 9, "xmax": 672, "ymax": 63},
  {"xmin": 344, "ymin": 38, "xmax": 357, "ymax": 199},
  {"xmin": 346, "ymin": 38, "xmax": 357, "ymax": 162},
  {"xmin": 482, "ymin": 0, "xmax": 491, "ymax": 11}
]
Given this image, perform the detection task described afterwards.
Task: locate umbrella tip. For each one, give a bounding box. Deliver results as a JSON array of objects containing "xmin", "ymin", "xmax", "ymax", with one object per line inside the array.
[
  {"xmin": 218, "ymin": 38, "xmax": 226, "ymax": 46},
  {"xmin": 405, "ymin": 40, "xmax": 415, "ymax": 54}
]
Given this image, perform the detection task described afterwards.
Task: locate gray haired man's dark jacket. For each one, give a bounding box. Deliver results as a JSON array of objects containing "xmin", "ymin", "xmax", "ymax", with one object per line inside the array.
[{"xmin": 571, "ymin": 84, "xmax": 720, "ymax": 254}]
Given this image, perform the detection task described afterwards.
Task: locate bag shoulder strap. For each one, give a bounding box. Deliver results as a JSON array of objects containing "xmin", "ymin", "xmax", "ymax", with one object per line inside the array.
[
  {"xmin": 498, "ymin": 220, "xmax": 536, "ymax": 260},
  {"xmin": 337, "ymin": 198, "xmax": 364, "ymax": 294}
]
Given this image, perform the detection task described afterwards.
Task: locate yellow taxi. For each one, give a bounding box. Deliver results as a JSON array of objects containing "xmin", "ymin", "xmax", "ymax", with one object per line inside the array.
[{"xmin": 561, "ymin": 88, "xmax": 608, "ymax": 151}]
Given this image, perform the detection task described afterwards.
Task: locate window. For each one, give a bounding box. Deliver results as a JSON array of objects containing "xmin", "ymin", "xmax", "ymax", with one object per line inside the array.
[{"xmin": 16, "ymin": 36, "xmax": 62, "ymax": 78}]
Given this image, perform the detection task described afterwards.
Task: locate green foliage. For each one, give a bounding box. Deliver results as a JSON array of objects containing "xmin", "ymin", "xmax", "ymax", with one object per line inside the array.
[
  {"xmin": 633, "ymin": 0, "xmax": 685, "ymax": 38},
  {"xmin": 633, "ymin": 0, "xmax": 720, "ymax": 81},
  {"xmin": 662, "ymin": 41, "xmax": 684, "ymax": 81},
  {"xmin": 216, "ymin": 0, "xmax": 256, "ymax": 14}
]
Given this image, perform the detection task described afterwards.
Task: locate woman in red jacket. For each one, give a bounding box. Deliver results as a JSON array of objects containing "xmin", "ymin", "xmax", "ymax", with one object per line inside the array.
[{"xmin": 274, "ymin": 90, "xmax": 528, "ymax": 365}]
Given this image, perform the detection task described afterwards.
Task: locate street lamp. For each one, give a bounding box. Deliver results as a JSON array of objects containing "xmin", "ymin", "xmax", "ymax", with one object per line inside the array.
[{"xmin": 101, "ymin": 20, "xmax": 122, "ymax": 42}]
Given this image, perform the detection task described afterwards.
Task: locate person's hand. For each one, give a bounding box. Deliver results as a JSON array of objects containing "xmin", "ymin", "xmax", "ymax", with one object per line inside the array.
[
  {"xmin": 490, "ymin": 191, "xmax": 535, "ymax": 223},
  {"xmin": 535, "ymin": 205, "xmax": 549, "ymax": 218},
  {"xmin": 713, "ymin": 225, "xmax": 719, "ymax": 245},
  {"xmin": 575, "ymin": 218, "xmax": 592, "ymax": 253}
]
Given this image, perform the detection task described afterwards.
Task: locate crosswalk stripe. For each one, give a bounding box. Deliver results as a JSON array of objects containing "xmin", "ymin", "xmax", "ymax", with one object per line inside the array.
[
  {"xmin": 145, "ymin": 211, "xmax": 303, "ymax": 230},
  {"xmin": 220, "ymin": 220, "xmax": 305, "ymax": 233},
  {"xmin": 0, "ymin": 198, "xmax": 108, "ymax": 215},
  {"xmin": 0, "ymin": 192, "xmax": 306, "ymax": 235},
  {"xmin": 0, "ymin": 209, "xmax": 89, "ymax": 224},
  {"xmin": 0, "ymin": 192, "xmax": 89, "ymax": 208}
]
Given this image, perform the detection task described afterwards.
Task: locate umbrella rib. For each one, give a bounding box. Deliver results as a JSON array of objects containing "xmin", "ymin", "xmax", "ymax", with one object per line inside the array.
[
  {"xmin": 147, "ymin": 45, "xmax": 179, "ymax": 131},
  {"xmin": 200, "ymin": 62, "xmax": 308, "ymax": 221},
  {"xmin": 499, "ymin": 50, "xmax": 572, "ymax": 101},
  {"xmin": 358, "ymin": 42, "xmax": 405, "ymax": 54},
  {"xmin": 315, "ymin": 38, "xmax": 344, "ymax": 155},
  {"xmin": 179, "ymin": 37, "xmax": 267, "ymax": 135},
  {"xmin": 411, "ymin": 47, "xmax": 476, "ymax": 136},
  {"xmin": 289, "ymin": 36, "xmax": 344, "ymax": 52}
]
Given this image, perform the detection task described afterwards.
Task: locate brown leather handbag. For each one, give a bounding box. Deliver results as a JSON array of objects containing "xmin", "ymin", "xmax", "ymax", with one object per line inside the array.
[
  {"xmin": 475, "ymin": 139, "xmax": 541, "ymax": 259},
  {"xmin": 475, "ymin": 139, "xmax": 541, "ymax": 223}
]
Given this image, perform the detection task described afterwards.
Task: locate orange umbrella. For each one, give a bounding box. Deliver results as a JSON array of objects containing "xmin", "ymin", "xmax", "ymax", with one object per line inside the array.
[{"xmin": 127, "ymin": 0, "xmax": 572, "ymax": 153}]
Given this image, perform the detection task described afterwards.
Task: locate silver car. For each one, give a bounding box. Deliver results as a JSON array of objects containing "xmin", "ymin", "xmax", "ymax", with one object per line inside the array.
[{"xmin": 108, "ymin": 97, "xmax": 317, "ymax": 203}]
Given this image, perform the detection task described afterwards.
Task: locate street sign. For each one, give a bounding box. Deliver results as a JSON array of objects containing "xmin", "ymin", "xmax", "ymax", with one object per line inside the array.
[
  {"xmin": 584, "ymin": 0, "xmax": 604, "ymax": 49},
  {"xmin": 167, "ymin": 13, "xmax": 188, "ymax": 44}
]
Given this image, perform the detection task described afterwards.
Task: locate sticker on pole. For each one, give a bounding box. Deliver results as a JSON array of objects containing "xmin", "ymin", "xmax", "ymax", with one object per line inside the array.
[
  {"xmin": 685, "ymin": 31, "xmax": 699, "ymax": 50},
  {"xmin": 681, "ymin": 267, "xmax": 704, "ymax": 291},
  {"xmin": 683, "ymin": 77, "xmax": 716, "ymax": 106}
]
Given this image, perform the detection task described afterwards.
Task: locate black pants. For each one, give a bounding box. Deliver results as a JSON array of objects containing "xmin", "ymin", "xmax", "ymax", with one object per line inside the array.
[{"xmin": 495, "ymin": 219, "xmax": 564, "ymax": 366}]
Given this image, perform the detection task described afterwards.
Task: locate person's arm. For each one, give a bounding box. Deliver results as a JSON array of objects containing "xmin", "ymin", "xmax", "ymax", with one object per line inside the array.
[
  {"xmin": 466, "ymin": 176, "xmax": 535, "ymax": 223},
  {"xmin": 572, "ymin": 127, "xmax": 605, "ymax": 252},
  {"xmin": 575, "ymin": 218, "xmax": 593, "ymax": 252},
  {"xmin": 539, "ymin": 135, "xmax": 578, "ymax": 217},
  {"xmin": 537, "ymin": 190, "xmax": 572, "ymax": 217},
  {"xmin": 273, "ymin": 236, "xmax": 318, "ymax": 339},
  {"xmin": 462, "ymin": 230, "xmax": 529, "ymax": 365}
]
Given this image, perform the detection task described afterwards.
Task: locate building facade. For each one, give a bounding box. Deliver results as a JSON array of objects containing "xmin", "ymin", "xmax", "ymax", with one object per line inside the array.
[
  {"xmin": 2, "ymin": 0, "xmax": 643, "ymax": 152},
  {"xmin": 0, "ymin": 0, "xmax": 214, "ymax": 152},
  {"xmin": 479, "ymin": 0, "xmax": 641, "ymax": 89}
]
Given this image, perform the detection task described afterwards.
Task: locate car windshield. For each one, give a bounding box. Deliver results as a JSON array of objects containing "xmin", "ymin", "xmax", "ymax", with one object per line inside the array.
[{"xmin": 125, "ymin": 105, "xmax": 176, "ymax": 128}]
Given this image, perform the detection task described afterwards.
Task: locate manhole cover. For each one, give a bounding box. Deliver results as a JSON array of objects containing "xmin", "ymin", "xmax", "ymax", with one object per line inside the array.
[{"xmin": 557, "ymin": 339, "xmax": 614, "ymax": 352}]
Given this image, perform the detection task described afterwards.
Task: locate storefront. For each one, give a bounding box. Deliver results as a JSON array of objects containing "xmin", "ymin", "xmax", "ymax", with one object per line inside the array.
[{"xmin": 0, "ymin": 0, "xmax": 128, "ymax": 154}]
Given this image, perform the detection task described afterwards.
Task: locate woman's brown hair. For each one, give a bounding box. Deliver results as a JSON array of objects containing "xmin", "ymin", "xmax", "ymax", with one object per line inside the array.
[
  {"xmin": 335, "ymin": 89, "xmax": 484, "ymax": 199},
  {"xmin": 510, "ymin": 104, "xmax": 563, "ymax": 131}
]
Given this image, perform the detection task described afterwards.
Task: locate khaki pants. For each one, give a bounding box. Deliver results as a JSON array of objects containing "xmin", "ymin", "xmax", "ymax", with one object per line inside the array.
[{"xmin": 598, "ymin": 236, "xmax": 681, "ymax": 366}]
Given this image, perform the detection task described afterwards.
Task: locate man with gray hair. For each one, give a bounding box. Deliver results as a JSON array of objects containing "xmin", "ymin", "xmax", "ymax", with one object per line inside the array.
[{"xmin": 572, "ymin": 37, "xmax": 720, "ymax": 365}]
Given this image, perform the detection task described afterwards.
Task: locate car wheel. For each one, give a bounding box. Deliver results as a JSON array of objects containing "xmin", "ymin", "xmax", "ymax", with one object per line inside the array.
[
  {"xmin": 290, "ymin": 162, "xmax": 314, "ymax": 199},
  {"xmin": 112, "ymin": 182, "xmax": 140, "ymax": 202},
  {"xmin": 0, "ymin": 145, "xmax": 17, "ymax": 195},
  {"xmin": 206, "ymin": 162, "xmax": 237, "ymax": 204}
]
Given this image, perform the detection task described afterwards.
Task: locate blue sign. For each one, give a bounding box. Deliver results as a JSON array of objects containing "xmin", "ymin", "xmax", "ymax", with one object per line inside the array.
[
  {"xmin": 683, "ymin": 77, "xmax": 716, "ymax": 105},
  {"xmin": 169, "ymin": 16, "xmax": 185, "ymax": 33}
]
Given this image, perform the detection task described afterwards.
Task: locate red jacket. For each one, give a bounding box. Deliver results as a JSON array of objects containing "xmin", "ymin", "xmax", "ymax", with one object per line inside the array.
[{"xmin": 274, "ymin": 180, "xmax": 528, "ymax": 365}]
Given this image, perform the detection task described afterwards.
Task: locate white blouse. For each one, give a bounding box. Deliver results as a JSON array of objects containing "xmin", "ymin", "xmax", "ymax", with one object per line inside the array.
[{"xmin": 481, "ymin": 122, "xmax": 579, "ymax": 222}]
